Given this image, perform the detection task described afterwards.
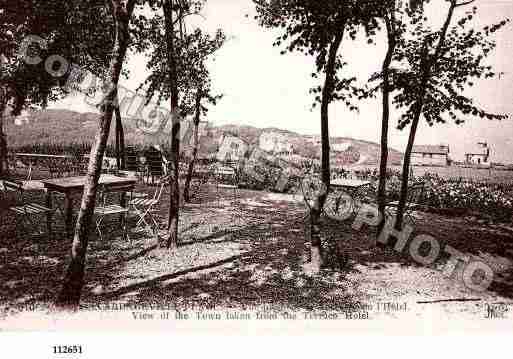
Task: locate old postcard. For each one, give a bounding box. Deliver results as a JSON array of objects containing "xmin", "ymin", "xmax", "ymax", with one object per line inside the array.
[{"xmin": 1, "ymin": 0, "xmax": 513, "ymax": 343}]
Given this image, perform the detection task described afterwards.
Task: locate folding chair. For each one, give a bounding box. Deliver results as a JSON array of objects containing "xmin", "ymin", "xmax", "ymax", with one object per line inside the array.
[
  {"xmin": 385, "ymin": 182, "xmax": 425, "ymax": 226},
  {"xmin": 23, "ymin": 158, "xmax": 33, "ymax": 181},
  {"xmin": 117, "ymin": 170, "xmax": 148, "ymax": 200},
  {"xmin": 71, "ymin": 156, "xmax": 88, "ymax": 176},
  {"xmin": 125, "ymin": 146, "xmax": 139, "ymax": 172},
  {"xmin": 1, "ymin": 179, "xmax": 55, "ymax": 239},
  {"xmin": 6, "ymin": 153, "xmax": 16, "ymax": 174},
  {"xmin": 94, "ymin": 183, "xmax": 134, "ymax": 241},
  {"xmin": 125, "ymin": 146, "xmax": 146, "ymax": 183},
  {"xmin": 145, "ymin": 147, "xmax": 164, "ymax": 185},
  {"xmin": 129, "ymin": 175, "xmax": 168, "ymax": 239},
  {"xmin": 214, "ymin": 165, "xmax": 238, "ymax": 206},
  {"xmin": 188, "ymin": 164, "xmax": 214, "ymax": 201}
]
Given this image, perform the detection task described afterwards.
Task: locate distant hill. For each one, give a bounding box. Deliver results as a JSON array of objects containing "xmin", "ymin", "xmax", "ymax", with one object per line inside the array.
[
  {"xmin": 203, "ymin": 124, "xmax": 403, "ymax": 166},
  {"xmin": 5, "ymin": 109, "xmax": 403, "ymax": 166}
]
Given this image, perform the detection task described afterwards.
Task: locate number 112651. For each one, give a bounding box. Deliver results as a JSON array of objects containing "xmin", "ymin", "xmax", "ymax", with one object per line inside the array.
[{"xmin": 53, "ymin": 345, "xmax": 83, "ymax": 354}]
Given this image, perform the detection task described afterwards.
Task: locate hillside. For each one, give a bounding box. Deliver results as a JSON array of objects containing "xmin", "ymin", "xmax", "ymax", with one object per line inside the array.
[{"xmin": 5, "ymin": 109, "xmax": 403, "ymax": 166}]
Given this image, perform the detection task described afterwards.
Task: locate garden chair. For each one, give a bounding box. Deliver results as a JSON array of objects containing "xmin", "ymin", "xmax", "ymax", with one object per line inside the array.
[
  {"xmin": 145, "ymin": 146, "xmax": 165, "ymax": 185},
  {"xmin": 125, "ymin": 146, "xmax": 138, "ymax": 171},
  {"xmin": 46, "ymin": 158, "xmax": 60, "ymax": 178},
  {"xmin": 184, "ymin": 164, "xmax": 214, "ymax": 202},
  {"xmin": 385, "ymin": 182, "xmax": 425, "ymax": 226},
  {"xmin": 214, "ymin": 165, "xmax": 239, "ymax": 205},
  {"xmin": 24, "ymin": 158, "xmax": 34, "ymax": 181},
  {"xmin": 0, "ymin": 179, "xmax": 55, "ymax": 239},
  {"xmin": 7, "ymin": 153, "xmax": 17, "ymax": 174},
  {"xmin": 129, "ymin": 175, "xmax": 169, "ymax": 239},
  {"xmin": 94, "ymin": 183, "xmax": 134, "ymax": 241},
  {"xmin": 72, "ymin": 156, "xmax": 88, "ymax": 176},
  {"xmin": 125, "ymin": 146, "xmax": 147, "ymax": 182},
  {"xmin": 117, "ymin": 170, "xmax": 148, "ymax": 200}
]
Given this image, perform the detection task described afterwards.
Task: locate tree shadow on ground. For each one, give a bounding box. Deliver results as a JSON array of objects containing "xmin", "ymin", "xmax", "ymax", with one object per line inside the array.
[
  {"xmin": 89, "ymin": 211, "xmax": 361, "ymax": 311},
  {"xmin": 2, "ymin": 185, "xmax": 513, "ymax": 314}
]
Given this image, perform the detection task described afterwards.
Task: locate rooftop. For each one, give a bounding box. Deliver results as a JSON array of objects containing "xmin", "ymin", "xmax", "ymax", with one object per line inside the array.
[
  {"xmin": 412, "ymin": 145, "xmax": 450, "ymax": 155},
  {"xmin": 465, "ymin": 146, "xmax": 490, "ymax": 156}
]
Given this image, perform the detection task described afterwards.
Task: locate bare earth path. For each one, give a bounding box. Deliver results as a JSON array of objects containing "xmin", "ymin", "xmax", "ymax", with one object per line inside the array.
[{"xmin": 1, "ymin": 185, "xmax": 512, "ymax": 328}]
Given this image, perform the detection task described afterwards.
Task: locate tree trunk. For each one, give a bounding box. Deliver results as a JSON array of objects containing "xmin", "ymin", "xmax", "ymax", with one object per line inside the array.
[
  {"xmin": 376, "ymin": 14, "xmax": 396, "ymax": 238},
  {"xmin": 163, "ymin": 0, "xmax": 181, "ymax": 249},
  {"xmin": 308, "ymin": 27, "xmax": 345, "ymax": 270},
  {"xmin": 0, "ymin": 86, "xmax": 8, "ymax": 176},
  {"xmin": 395, "ymin": 1, "xmax": 456, "ymax": 230},
  {"xmin": 56, "ymin": 0, "xmax": 136, "ymax": 309},
  {"xmin": 118, "ymin": 107, "xmax": 125, "ymax": 170},
  {"xmin": 115, "ymin": 106, "xmax": 125, "ymax": 170},
  {"xmin": 115, "ymin": 112, "xmax": 120, "ymax": 170},
  {"xmin": 395, "ymin": 103, "xmax": 422, "ymax": 230},
  {"xmin": 183, "ymin": 89, "xmax": 202, "ymax": 203}
]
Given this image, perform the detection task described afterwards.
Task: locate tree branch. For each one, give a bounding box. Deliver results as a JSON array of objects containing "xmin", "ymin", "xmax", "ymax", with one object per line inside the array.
[{"xmin": 454, "ymin": 0, "xmax": 475, "ymax": 8}]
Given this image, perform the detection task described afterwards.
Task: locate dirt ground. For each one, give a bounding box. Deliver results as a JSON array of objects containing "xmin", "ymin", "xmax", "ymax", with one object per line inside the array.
[{"xmin": 1, "ymin": 182, "xmax": 513, "ymax": 325}]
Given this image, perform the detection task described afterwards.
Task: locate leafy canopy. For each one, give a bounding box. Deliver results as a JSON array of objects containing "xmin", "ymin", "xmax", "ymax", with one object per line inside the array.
[
  {"xmin": 133, "ymin": 0, "xmax": 225, "ymax": 117},
  {"xmin": 253, "ymin": 0, "xmax": 394, "ymax": 110},
  {"xmin": 390, "ymin": 2, "xmax": 509, "ymax": 128},
  {"xmin": 0, "ymin": 0, "xmax": 123, "ymax": 115}
]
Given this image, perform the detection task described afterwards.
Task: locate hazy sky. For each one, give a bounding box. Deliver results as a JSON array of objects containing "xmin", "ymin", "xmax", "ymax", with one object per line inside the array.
[{"xmin": 51, "ymin": 0, "xmax": 513, "ymax": 163}]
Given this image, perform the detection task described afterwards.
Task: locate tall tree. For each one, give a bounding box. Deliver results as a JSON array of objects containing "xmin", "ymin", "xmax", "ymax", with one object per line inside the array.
[
  {"xmin": 375, "ymin": 5, "xmax": 397, "ymax": 237},
  {"xmin": 390, "ymin": 0, "xmax": 508, "ymax": 230},
  {"xmin": 56, "ymin": 0, "xmax": 139, "ymax": 307},
  {"xmin": 133, "ymin": 0, "xmax": 218, "ymax": 247},
  {"xmin": 181, "ymin": 30, "xmax": 225, "ymax": 203},
  {"xmin": 182, "ymin": 80, "xmax": 222, "ymax": 202},
  {"xmin": 254, "ymin": 0, "xmax": 382, "ymax": 270},
  {"xmin": 162, "ymin": 0, "xmax": 182, "ymax": 248},
  {"xmin": 369, "ymin": 0, "xmax": 414, "ymax": 237},
  {"xmin": 0, "ymin": 85, "xmax": 7, "ymax": 174}
]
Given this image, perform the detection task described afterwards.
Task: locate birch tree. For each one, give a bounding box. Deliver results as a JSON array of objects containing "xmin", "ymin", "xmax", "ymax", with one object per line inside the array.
[{"xmin": 57, "ymin": 0, "xmax": 139, "ymax": 307}]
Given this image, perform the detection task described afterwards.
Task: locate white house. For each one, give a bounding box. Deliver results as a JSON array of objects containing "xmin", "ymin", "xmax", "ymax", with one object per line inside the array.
[
  {"xmin": 217, "ymin": 134, "xmax": 248, "ymax": 163},
  {"xmin": 465, "ymin": 142, "xmax": 491, "ymax": 167},
  {"xmin": 332, "ymin": 142, "xmax": 352, "ymax": 152},
  {"xmin": 411, "ymin": 145, "xmax": 450, "ymax": 166},
  {"xmin": 258, "ymin": 131, "xmax": 294, "ymax": 156}
]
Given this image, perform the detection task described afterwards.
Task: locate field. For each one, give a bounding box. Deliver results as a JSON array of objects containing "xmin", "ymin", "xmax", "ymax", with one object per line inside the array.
[
  {"xmin": 348, "ymin": 164, "xmax": 513, "ymax": 184},
  {"xmin": 410, "ymin": 166, "xmax": 513, "ymax": 184}
]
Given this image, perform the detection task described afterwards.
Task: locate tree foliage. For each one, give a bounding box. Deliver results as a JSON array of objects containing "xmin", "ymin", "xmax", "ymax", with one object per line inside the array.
[
  {"xmin": 391, "ymin": 2, "xmax": 509, "ymax": 129},
  {"xmin": 254, "ymin": 0, "xmax": 393, "ymax": 109},
  {"xmin": 134, "ymin": 1, "xmax": 225, "ymax": 118},
  {"xmin": 0, "ymin": 0, "xmax": 117, "ymax": 115},
  {"xmin": 386, "ymin": 0, "xmax": 509, "ymax": 230}
]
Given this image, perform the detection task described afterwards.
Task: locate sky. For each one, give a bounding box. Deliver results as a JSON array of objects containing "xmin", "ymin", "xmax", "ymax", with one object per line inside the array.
[{"xmin": 51, "ymin": 0, "xmax": 513, "ymax": 163}]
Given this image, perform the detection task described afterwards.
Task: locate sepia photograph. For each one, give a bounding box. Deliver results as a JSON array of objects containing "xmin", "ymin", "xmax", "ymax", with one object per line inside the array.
[{"xmin": 1, "ymin": 0, "xmax": 513, "ymax": 345}]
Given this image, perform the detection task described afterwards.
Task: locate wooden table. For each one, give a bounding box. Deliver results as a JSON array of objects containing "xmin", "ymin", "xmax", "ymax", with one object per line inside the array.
[{"xmin": 41, "ymin": 174, "xmax": 137, "ymax": 238}]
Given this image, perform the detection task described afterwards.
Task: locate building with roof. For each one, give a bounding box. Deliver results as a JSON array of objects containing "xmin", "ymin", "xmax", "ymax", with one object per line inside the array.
[
  {"xmin": 258, "ymin": 131, "xmax": 294, "ymax": 156},
  {"xmin": 217, "ymin": 134, "xmax": 248, "ymax": 163},
  {"xmin": 411, "ymin": 144, "xmax": 450, "ymax": 167},
  {"xmin": 465, "ymin": 142, "xmax": 491, "ymax": 167}
]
